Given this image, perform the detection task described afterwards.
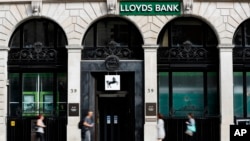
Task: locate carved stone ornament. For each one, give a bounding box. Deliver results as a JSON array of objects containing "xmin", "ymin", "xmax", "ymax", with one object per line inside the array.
[
  {"xmin": 183, "ymin": 0, "xmax": 193, "ymax": 14},
  {"xmin": 31, "ymin": 0, "xmax": 42, "ymax": 16},
  {"xmin": 105, "ymin": 55, "xmax": 120, "ymax": 70},
  {"xmin": 107, "ymin": 0, "xmax": 117, "ymax": 14}
]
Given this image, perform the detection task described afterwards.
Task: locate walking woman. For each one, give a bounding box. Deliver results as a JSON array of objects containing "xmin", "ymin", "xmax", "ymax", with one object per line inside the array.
[
  {"xmin": 157, "ymin": 113, "xmax": 166, "ymax": 141},
  {"xmin": 36, "ymin": 114, "xmax": 46, "ymax": 141},
  {"xmin": 185, "ymin": 113, "xmax": 196, "ymax": 141}
]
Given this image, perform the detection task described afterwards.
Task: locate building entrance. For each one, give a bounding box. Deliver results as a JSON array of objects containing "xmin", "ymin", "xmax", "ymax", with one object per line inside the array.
[
  {"xmin": 98, "ymin": 94, "xmax": 131, "ymax": 141},
  {"xmin": 81, "ymin": 60, "xmax": 144, "ymax": 141}
]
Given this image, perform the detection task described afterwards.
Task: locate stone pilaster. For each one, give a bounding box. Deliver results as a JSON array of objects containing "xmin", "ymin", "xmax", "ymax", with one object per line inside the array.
[
  {"xmin": 66, "ymin": 45, "xmax": 83, "ymax": 141},
  {"xmin": 218, "ymin": 44, "xmax": 234, "ymax": 141},
  {"xmin": 0, "ymin": 46, "xmax": 9, "ymax": 141},
  {"xmin": 143, "ymin": 44, "xmax": 158, "ymax": 141}
]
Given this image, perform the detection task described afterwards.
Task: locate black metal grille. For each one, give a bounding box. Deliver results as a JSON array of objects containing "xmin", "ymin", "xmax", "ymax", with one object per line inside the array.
[
  {"xmin": 164, "ymin": 117, "xmax": 220, "ymax": 141},
  {"xmin": 7, "ymin": 117, "xmax": 67, "ymax": 141},
  {"xmin": 233, "ymin": 47, "xmax": 250, "ymax": 64},
  {"xmin": 82, "ymin": 47, "xmax": 144, "ymax": 60},
  {"xmin": 158, "ymin": 46, "xmax": 219, "ymax": 65},
  {"xmin": 8, "ymin": 43, "xmax": 67, "ymax": 65}
]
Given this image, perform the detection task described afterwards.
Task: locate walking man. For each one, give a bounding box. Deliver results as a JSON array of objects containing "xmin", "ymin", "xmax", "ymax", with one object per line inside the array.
[{"xmin": 83, "ymin": 111, "xmax": 94, "ymax": 141}]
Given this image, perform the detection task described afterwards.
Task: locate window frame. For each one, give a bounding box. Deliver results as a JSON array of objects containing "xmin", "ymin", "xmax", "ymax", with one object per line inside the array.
[{"xmin": 158, "ymin": 70, "xmax": 220, "ymax": 118}]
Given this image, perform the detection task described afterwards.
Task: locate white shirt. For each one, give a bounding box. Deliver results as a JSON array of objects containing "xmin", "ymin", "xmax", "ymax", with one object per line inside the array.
[
  {"xmin": 36, "ymin": 119, "xmax": 45, "ymax": 133},
  {"xmin": 157, "ymin": 119, "xmax": 166, "ymax": 139}
]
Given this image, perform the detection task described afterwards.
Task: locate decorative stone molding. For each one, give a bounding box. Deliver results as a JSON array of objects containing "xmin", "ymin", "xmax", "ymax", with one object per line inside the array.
[
  {"xmin": 183, "ymin": 0, "xmax": 193, "ymax": 14},
  {"xmin": 107, "ymin": 0, "xmax": 117, "ymax": 14},
  {"xmin": 31, "ymin": 0, "xmax": 42, "ymax": 16}
]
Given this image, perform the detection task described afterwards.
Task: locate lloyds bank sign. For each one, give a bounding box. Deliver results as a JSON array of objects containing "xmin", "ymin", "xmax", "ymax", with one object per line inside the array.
[{"xmin": 120, "ymin": 1, "xmax": 181, "ymax": 15}]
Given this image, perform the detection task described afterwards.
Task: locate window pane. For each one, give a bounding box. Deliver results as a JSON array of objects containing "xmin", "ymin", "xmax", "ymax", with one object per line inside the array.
[
  {"xmin": 10, "ymin": 30, "xmax": 20, "ymax": 48},
  {"xmin": 159, "ymin": 72, "xmax": 169, "ymax": 117},
  {"xmin": 245, "ymin": 24, "xmax": 250, "ymax": 47},
  {"xmin": 96, "ymin": 21, "xmax": 129, "ymax": 47},
  {"xmin": 173, "ymin": 72, "xmax": 204, "ymax": 117},
  {"xmin": 23, "ymin": 22, "xmax": 45, "ymax": 48},
  {"xmin": 233, "ymin": 27, "xmax": 242, "ymax": 46},
  {"xmin": 207, "ymin": 72, "xmax": 219, "ymax": 116},
  {"xmin": 40, "ymin": 73, "xmax": 53, "ymax": 114},
  {"xmin": 246, "ymin": 72, "xmax": 250, "ymax": 116},
  {"xmin": 171, "ymin": 21, "xmax": 203, "ymax": 47},
  {"xmin": 22, "ymin": 73, "xmax": 39, "ymax": 116},
  {"xmin": 83, "ymin": 18, "xmax": 143, "ymax": 48},
  {"xmin": 234, "ymin": 72, "xmax": 243, "ymax": 117},
  {"xmin": 22, "ymin": 73, "xmax": 54, "ymax": 116},
  {"xmin": 9, "ymin": 73, "xmax": 21, "ymax": 116},
  {"xmin": 57, "ymin": 73, "xmax": 67, "ymax": 116}
]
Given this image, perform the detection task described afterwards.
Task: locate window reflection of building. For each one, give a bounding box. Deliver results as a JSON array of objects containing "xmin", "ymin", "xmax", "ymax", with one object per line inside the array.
[
  {"xmin": 158, "ymin": 18, "xmax": 218, "ymax": 48},
  {"xmin": 83, "ymin": 18, "xmax": 143, "ymax": 48},
  {"xmin": 158, "ymin": 17, "xmax": 219, "ymax": 118},
  {"xmin": 8, "ymin": 19, "xmax": 68, "ymax": 117},
  {"xmin": 233, "ymin": 19, "xmax": 250, "ymax": 118}
]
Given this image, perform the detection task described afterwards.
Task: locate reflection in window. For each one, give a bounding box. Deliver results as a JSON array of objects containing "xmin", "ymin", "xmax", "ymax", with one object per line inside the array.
[
  {"xmin": 246, "ymin": 73, "xmax": 250, "ymax": 117},
  {"xmin": 233, "ymin": 19, "xmax": 250, "ymax": 47},
  {"xmin": 8, "ymin": 73, "xmax": 21, "ymax": 116},
  {"xmin": 173, "ymin": 72, "xmax": 204, "ymax": 117},
  {"xmin": 207, "ymin": 72, "xmax": 219, "ymax": 115},
  {"xmin": 22, "ymin": 73, "xmax": 53, "ymax": 116},
  {"xmin": 9, "ymin": 19, "xmax": 67, "ymax": 48},
  {"xmin": 158, "ymin": 18, "xmax": 218, "ymax": 47},
  {"xmin": 83, "ymin": 18, "xmax": 143, "ymax": 47},
  {"xmin": 159, "ymin": 72, "xmax": 219, "ymax": 117},
  {"xmin": 8, "ymin": 73, "xmax": 67, "ymax": 117},
  {"xmin": 233, "ymin": 72, "xmax": 244, "ymax": 117},
  {"xmin": 159, "ymin": 72, "xmax": 169, "ymax": 116}
]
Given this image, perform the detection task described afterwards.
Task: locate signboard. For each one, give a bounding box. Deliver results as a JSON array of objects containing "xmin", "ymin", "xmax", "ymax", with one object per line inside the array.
[
  {"xmin": 145, "ymin": 103, "xmax": 156, "ymax": 116},
  {"xmin": 120, "ymin": 1, "xmax": 181, "ymax": 15},
  {"xmin": 105, "ymin": 55, "xmax": 120, "ymax": 70},
  {"xmin": 68, "ymin": 103, "xmax": 79, "ymax": 116},
  {"xmin": 10, "ymin": 121, "xmax": 15, "ymax": 127},
  {"xmin": 105, "ymin": 75, "xmax": 120, "ymax": 91}
]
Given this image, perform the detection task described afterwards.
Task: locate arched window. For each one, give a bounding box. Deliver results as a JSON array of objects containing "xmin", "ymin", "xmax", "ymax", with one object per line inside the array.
[
  {"xmin": 83, "ymin": 17, "xmax": 143, "ymax": 48},
  {"xmin": 158, "ymin": 17, "xmax": 219, "ymax": 117},
  {"xmin": 8, "ymin": 19, "xmax": 68, "ymax": 117},
  {"xmin": 158, "ymin": 17, "xmax": 218, "ymax": 47},
  {"xmin": 158, "ymin": 17, "xmax": 220, "ymax": 141},
  {"xmin": 233, "ymin": 20, "xmax": 250, "ymax": 47},
  {"xmin": 10, "ymin": 19, "xmax": 67, "ymax": 48},
  {"xmin": 82, "ymin": 17, "xmax": 143, "ymax": 60},
  {"xmin": 233, "ymin": 19, "xmax": 250, "ymax": 118}
]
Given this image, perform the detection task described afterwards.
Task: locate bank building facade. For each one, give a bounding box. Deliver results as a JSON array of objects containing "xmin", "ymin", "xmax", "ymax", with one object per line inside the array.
[{"xmin": 0, "ymin": 0, "xmax": 250, "ymax": 141}]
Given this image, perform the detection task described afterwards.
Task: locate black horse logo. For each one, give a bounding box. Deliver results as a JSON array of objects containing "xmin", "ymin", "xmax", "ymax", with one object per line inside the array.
[{"xmin": 106, "ymin": 77, "xmax": 118, "ymax": 88}]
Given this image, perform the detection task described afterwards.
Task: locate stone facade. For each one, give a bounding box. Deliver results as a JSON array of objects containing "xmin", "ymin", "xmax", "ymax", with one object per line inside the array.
[{"xmin": 0, "ymin": 0, "xmax": 248, "ymax": 141}]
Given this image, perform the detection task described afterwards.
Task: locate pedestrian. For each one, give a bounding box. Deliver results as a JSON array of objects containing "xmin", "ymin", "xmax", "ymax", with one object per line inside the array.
[
  {"xmin": 185, "ymin": 113, "xmax": 196, "ymax": 141},
  {"xmin": 36, "ymin": 114, "xmax": 46, "ymax": 141},
  {"xmin": 157, "ymin": 113, "xmax": 166, "ymax": 141},
  {"xmin": 83, "ymin": 111, "xmax": 94, "ymax": 141}
]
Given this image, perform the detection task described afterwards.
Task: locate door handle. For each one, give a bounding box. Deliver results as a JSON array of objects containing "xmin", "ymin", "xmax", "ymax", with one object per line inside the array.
[{"xmin": 114, "ymin": 115, "xmax": 118, "ymax": 124}]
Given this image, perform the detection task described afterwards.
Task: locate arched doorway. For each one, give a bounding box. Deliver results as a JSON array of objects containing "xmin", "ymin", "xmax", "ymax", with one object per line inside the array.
[
  {"xmin": 81, "ymin": 17, "xmax": 144, "ymax": 141},
  {"xmin": 157, "ymin": 17, "xmax": 220, "ymax": 141},
  {"xmin": 233, "ymin": 19, "xmax": 250, "ymax": 124},
  {"xmin": 7, "ymin": 18, "xmax": 68, "ymax": 141}
]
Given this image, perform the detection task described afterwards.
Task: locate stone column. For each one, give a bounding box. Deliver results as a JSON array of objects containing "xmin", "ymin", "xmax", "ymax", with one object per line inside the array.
[
  {"xmin": 0, "ymin": 46, "xmax": 9, "ymax": 141},
  {"xmin": 66, "ymin": 45, "xmax": 83, "ymax": 141},
  {"xmin": 218, "ymin": 44, "xmax": 234, "ymax": 141},
  {"xmin": 143, "ymin": 44, "xmax": 158, "ymax": 141}
]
